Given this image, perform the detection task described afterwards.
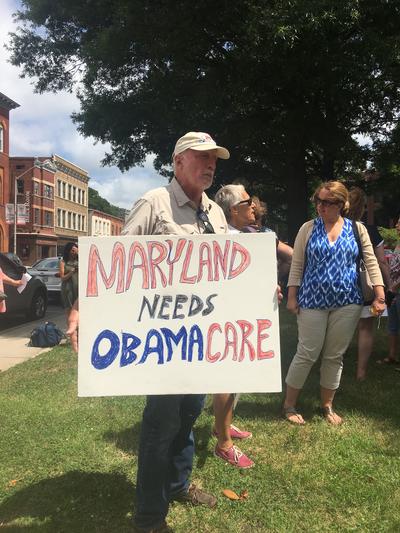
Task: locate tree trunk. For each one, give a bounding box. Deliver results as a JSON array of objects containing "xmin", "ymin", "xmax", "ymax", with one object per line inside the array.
[{"xmin": 285, "ymin": 150, "xmax": 308, "ymax": 246}]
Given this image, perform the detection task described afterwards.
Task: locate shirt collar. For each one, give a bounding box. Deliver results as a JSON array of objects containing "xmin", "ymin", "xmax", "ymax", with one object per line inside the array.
[{"xmin": 170, "ymin": 177, "xmax": 212, "ymax": 213}]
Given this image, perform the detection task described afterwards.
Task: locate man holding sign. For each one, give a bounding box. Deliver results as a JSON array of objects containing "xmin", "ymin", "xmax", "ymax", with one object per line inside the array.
[
  {"xmin": 122, "ymin": 132, "xmax": 229, "ymax": 532},
  {"xmin": 70, "ymin": 132, "xmax": 281, "ymax": 532}
]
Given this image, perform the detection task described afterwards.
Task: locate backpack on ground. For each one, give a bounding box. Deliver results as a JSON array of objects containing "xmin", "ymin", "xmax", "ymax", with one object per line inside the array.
[{"xmin": 29, "ymin": 321, "xmax": 64, "ymax": 348}]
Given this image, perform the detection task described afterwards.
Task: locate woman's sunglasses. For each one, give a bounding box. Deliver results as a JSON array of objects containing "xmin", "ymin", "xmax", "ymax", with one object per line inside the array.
[
  {"xmin": 236, "ymin": 198, "xmax": 253, "ymax": 207},
  {"xmin": 314, "ymin": 197, "xmax": 339, "ymax": 207}
]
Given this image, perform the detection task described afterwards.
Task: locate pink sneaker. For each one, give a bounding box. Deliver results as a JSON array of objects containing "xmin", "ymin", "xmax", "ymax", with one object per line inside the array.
[
  {"xmin": 229, "ymin": 424, "xmax": 252, "ymax": 440},
  {"xmin": 214, "ymin": 445, "xmax": 255, "ymax": 469},
  {"xmin": 212, "ymin": 424, "xmax": 252, "ymax": 440}
]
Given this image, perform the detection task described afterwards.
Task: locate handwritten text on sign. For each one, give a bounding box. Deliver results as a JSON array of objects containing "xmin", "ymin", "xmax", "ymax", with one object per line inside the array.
[{"xmin": 78, "ymin": 234, "xmax": 281, "ymax": 396}]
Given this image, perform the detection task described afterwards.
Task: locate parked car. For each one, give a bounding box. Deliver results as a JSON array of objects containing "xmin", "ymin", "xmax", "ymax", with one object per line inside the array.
[
  {"xmin": 0, "ymin": 253, "xmax": 48, "ymax": 319},
  {"xmin": 28, "ymin": 256, "xmax": 62, "ymax": 297}
]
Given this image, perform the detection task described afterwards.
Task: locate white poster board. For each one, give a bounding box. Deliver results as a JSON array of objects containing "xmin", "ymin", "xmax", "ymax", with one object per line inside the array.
[{"xmin": 78, "ymin": 233, "xmax": 281, "ymax": 397}]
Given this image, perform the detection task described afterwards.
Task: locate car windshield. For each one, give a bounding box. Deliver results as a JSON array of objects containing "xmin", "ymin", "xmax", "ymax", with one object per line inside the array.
[{"xmin": 32, "ymin": 258, "xmax": 60, "ymax": 270}]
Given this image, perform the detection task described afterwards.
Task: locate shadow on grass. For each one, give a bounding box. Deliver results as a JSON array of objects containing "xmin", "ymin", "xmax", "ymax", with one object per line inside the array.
[
  {"xmin": 0, "ymin": 471, "xmax": 135, "ymax": 532},
  {"xmin": 103, "ymin": 422, "xmax": 141, "ymax": 456},
  {"xmin": 102, "ymin": 419, "xmax": 214, "ymax": 471},
  {"xmin": 193, "ymin": 422, "xmax": 213, "ymax": 469}
]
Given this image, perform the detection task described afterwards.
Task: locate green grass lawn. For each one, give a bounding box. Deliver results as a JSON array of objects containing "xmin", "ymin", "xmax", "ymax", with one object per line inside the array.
[{"xmin": 1, "ymin": 308, "xmax": 400, "ymax": 532}]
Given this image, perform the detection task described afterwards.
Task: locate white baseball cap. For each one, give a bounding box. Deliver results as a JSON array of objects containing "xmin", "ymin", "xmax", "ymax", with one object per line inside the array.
[{"xmin": 173, "ymin": 131, "xmax": 230, "ymax": 159}]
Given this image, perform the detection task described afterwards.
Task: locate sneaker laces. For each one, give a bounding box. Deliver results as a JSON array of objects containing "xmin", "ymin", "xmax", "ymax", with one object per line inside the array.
[{"xmin": 231, "ymin": 445, "xmax": 243, "ymax": 463}]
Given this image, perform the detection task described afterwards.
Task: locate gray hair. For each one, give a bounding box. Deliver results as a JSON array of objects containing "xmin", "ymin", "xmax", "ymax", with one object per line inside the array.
[{"xmin": 214, "ymin": 184, "xmax": 246, "ymax": 221}]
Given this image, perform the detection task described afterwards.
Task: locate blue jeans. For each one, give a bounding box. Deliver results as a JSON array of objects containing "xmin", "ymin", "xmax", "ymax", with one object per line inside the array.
[
  {"xmin": 388, "ymin": 295, "xmax": 400, "ymax": 334},
  {"xmin": 135, "ymin": 394, "xmax": 205, "ymax": 529}
]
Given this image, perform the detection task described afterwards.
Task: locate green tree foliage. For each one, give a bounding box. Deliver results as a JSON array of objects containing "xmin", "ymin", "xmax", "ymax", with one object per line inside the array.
[
  {"xmin": 369, "ymin": 125, "xmax": 400, "ymax": 225},
  {"xmin": 88, "ymin": 187, "xmax": 126, "ymax": 219},
  {"xmin": 8, "ymin": 0, "xmax": 400, "ymax": 241}
]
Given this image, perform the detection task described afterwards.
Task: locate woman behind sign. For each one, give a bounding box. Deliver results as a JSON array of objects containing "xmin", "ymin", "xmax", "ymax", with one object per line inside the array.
[
  {"xmin": 60, "ymin": 242, "xmax": 79, "ymax": 324},
  {"xmin": 283, "ymin": 181, "xmax": 385, "ymax": 425},
  {"xmin": 347, "ymin": 187, "xmax": 392, "ymax": 379}
]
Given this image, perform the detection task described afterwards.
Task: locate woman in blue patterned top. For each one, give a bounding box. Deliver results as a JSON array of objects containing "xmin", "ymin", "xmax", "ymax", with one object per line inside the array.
[{"xmin": 282, "ymin": 181, "xmax": 385, "ymax": 425}]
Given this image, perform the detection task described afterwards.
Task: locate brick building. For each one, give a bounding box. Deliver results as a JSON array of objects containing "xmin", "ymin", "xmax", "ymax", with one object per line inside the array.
[
  {"xmin": 9, "ymin": 156, "xmax": 58, "ymax": 264},
  {"xmin": 53, "ymin": 154, "xmax": 89, "ymax": 254},
  {"xmin": 88, "ymin": 209, "xmax": 124, "ymax": 236},
  {"xmin": 0, "ymin": 92, "xmax": 20, "ymax": 252}
]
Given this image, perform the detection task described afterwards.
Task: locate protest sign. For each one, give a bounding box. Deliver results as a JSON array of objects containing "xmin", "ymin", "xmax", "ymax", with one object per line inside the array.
[{"xmin": 78, "ymin": 233, "xmax": 281, "ymax": 397}]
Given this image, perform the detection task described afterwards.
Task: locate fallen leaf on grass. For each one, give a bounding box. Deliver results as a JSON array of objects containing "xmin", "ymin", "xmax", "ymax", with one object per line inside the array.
[
  {"xmin": 223, "ymin": 489, "xmax": 240, "ymax": 500},
  {"xmin": 8, "ymin": 480, "xmax": 17, "ymax": 487},
  {"xmin": 222, "ymin": 489, "xmax": 249, "ymax": 501}
]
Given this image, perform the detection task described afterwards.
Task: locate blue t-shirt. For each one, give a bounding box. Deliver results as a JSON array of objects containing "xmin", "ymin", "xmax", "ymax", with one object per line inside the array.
[{"xmin": 298, "ymin": 217, "xmax": 363, "ymax": 309}]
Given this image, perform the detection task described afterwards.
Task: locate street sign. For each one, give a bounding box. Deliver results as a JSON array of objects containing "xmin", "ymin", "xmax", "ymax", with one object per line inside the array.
[
  {"xmin": 17, "ymin": 204, "xmax": 28, "ymax": 225},
  {"xmin": 5, "ymin": 204, "xmax": 14, "ymax": 224}
]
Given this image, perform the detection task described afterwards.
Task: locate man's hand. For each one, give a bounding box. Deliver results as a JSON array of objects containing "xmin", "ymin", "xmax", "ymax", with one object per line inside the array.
[
  {"xmin": 67, "ymin": 300, "xmax": 79, "ymax": 353},
  {"xmin": 277, "ymin": 285, "xmax": 283, "ymax": 304}
]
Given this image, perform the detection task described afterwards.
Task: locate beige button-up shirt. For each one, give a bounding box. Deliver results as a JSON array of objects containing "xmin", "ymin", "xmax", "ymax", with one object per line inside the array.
[{"xmin": 122, "ymin": 177, "xmax": 228, "ymax": 236}]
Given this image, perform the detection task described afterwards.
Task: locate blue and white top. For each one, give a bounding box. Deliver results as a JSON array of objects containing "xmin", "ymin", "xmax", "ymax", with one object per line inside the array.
[{"xmin": 298, "ymin": 217, "xmax": 363, "ymax": 309}]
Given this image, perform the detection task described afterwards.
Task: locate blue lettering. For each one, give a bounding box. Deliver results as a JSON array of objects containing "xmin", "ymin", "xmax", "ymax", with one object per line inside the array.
[
  {"xmin": 188, "ymin": 325, "xmax": 204, "ymax": 361},
  {"xmin": 137, "ymin": 329, "xmax": 164, "ymax": 365},
  {"xmin": 120, "ymin": 332, "xmax": 141, "ymax": 367},
  {"xmin": 91, "ymin": 329, "xmax": 120, "ymax": 369},
  {"xmin": 160, "ymin": 326, "xmax": 188, "ymax": 361}
]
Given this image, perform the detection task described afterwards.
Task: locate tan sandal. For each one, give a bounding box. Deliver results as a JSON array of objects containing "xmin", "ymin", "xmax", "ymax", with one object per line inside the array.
[
  {"xmin": 282, "ymin": 406, "xmax": 305, "ymax": 425},
  {"xmin": 320, "ymin": 406, "xmax": 342, "ymax": 426}
]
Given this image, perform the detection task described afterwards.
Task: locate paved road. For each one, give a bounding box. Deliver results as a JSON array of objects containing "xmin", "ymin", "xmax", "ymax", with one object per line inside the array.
[
  {"xmin": 0, "ymin": 297, "xmax": 62, "ymax": 332},
  {"xmin": 0, "ymin": 302, "xmax": 67, "ymax": 372}
]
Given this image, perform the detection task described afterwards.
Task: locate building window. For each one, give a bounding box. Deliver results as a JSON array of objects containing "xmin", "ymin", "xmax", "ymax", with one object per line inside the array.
[
  {"xmin": 77, "ymin": 214, "xmax": 81, "ymax": 231},
  {"xmin": 68, "ymin": 184, "xmax": 72, "ymax": 201},
  {"xmin": 82, "ymin": 190, "xmax": 85, "ymax": 206},
  {"xmin": 44, "ymin": 211, "xmax": 53, "ymax": 226},
  {"xmin": 17, "ymin": 179, "xmax": 24, "ymax": 194},
  {"xmin": 0, "ymin": 124, "xmax": 3, "ymax": 152},
  {"xmin": 44, "ymin": 184, "xmax": 53, "ymax": 198},
  {"xmin": 72, "ymin": 213, "xmax": 76, "ymax": 229},
  {"xmin": 62, "ymin": 210, "xmax": 66, "ymax": 228},
  {"xmin": 57, "ymin": 209, "xmax": 61, "ymax": 227},
  {"xmin": 21, "ymin": 244, "xmax": 30, "ymax": 259},
  {"xmin": 82, "ymin": 215, "xmax": 85, "ymax": 231},
  {"xmin": 33, "ymin": 181, "xmax": 40, "ymax": 196},
  {"xmin": 72, "ymin": 186, "xmax": 76, "ymax": 202},
  {"xmin": 34, "ymin": 208, "xmax": 40, "ymax": 225},
  {"xmin": 0, "ymin": 168, "xmax": 3, "ymax": 204},
  {"xmin": 68, "ymin": 212, "xmax": 71, "ymax": 228},
  {"xmin": 57, "ymin": 180, "xmax": 62, "ymax": 197},
  {"xmin": 62, "ymin": 182, "xmax": 66, "ymax": 198},
  {"xmin": 77, "ymin": 189, "xmax": 81, "ymax": 203}
]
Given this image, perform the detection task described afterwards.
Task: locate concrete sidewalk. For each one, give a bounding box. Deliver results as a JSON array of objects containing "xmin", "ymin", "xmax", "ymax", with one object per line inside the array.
[{"xmin": 0, "ymin": 309, "xmax": 67, "ymax": 372}]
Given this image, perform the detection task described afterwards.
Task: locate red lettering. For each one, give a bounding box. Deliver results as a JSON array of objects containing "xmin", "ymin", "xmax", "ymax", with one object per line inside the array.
[
  {"xmin": 180, "ymin": 240, "xmax": 197, "ymax": 284},
  {"xmin": 257, "ymin": 319, "xmax": 274, "ymax": 359},
  {"xmin": 236, "ymin": 320, "xmax": 255, "ymax": 361},
  {"xmin": 147, "ymin": 241, "xmax": 168, "ymax": 289},
  {"xmin": 206, "ymin": 323, "xmax": 222, "ymax": 362},
  {"xmin": 166, "ymin": 238, "xmax": 187, "ymax": 285},
  {"xmin": 221, "ymin": 321, "xmax": 238, "ymax": 361},
  {"xmin": 86, "ymin": 242, "xmax": 125, "ymax": 297},
  {"xmin": 213, "ymin": 240, "xmax": 230, "ymax": 281},
  {"xmin": 228, "ymin": 242, "xmax": 251, "ymax": 279},
  {"xmin": 198, "ymin": 243, "xmax": 213, "ymax": 282},
  {"xmin": 125, "ymin": 242, "xmax": 150, "ymax": 290}
]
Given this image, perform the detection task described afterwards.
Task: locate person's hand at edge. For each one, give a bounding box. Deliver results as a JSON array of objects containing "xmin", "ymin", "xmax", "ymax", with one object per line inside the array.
[{"xmin": 67, "ymin": 299, "xmax": 79, "ymax": 353}]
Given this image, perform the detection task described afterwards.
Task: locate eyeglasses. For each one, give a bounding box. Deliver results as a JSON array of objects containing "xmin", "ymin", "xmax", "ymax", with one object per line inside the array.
[
  {"xmin": 236, "ymin": 198, "xmax": 253, "ymax": 207},
  {"xmin": 314, "ymin": 197, "xmax": 339, "ymax": 207},
  {"xmin": 197, "ymin": 208, "xmax": 215, "ymax": 234}
]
